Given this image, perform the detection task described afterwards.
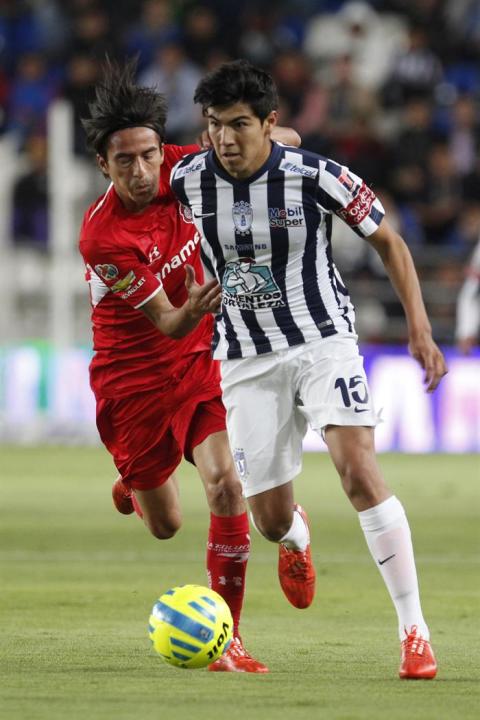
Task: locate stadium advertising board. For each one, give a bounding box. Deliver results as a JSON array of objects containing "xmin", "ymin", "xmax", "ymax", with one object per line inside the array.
[{"xmin": 0, "ymin": 344, "xmax": 478, "ymax": 451}]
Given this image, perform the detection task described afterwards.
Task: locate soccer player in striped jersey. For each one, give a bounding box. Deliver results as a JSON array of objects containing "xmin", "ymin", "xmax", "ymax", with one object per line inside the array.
[
  {"xmin": 456, "ymin": 238, "xmax": 480, "ymax": 354},
  {"xmin": 79, "ymin": 60, "xmax": 302, "ymax": 673},
  {"xmin": 170, "ymin": 59, "xmax": 448, "ymax": 679}
]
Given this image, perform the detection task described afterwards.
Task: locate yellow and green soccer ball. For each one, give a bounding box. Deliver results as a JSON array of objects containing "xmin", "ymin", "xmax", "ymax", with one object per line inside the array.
[{"xmin": 148, "ymin": 585, "xmax": 233, "ymax": 669}]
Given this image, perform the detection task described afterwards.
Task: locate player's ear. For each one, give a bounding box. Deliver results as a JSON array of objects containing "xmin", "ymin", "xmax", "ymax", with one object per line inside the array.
[
  {"xmin": 159, "ymin": 142, "xmax": 165, "ymax": 164},
  {"xmin": 264, "ymin": 110, "xmax": 278, "ymax": 136},
  {"xmin": 96, "ymin": 153, "xmax": 110, "ymax": 178}
]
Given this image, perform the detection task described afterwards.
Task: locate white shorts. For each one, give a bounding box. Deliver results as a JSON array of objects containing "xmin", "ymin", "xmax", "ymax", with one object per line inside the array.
[{"xmin": 220, "ymin": 335, "xmax": 379, "ymax": 498}]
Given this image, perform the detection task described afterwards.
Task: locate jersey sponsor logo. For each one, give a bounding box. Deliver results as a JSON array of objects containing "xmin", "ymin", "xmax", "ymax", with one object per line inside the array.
[
  {"xmin": 121, "ymin": 276, "xmax": 146, "ymax": 300},
  {"xmin": 223, "ymin": 258, "xmax": 285, "ymax": 310},
  {"xmin": 337, "ymin": 182, "xmax": 376, "ymax": 227},
  {"xmin": 223, "ymin": 242, "xmax": 267, "ymax": 251},
  {"xmin": 174, "ymin": 157, "xmax": 206, "ymax": 178},
  {"xmin": 155, "ymin": 231, "xmax": 201, "ymax": 281},
  {"xmin": 279, "ymin": 159, "xmax": 318, "ymax": 179},
  {"xmin": 232, "ymin": 200, "xmax": 253, "ymax": 236},
  {"xmin": 268, "ymin": 206, "xmax": 304, "ymax": 228},
  {"xmin": 111, "ymin": 270, "xmax": 136, "ymax": 293},
  {"xmin": 94, "ymin": 263, "xmax": 118, "ymax": 280}
]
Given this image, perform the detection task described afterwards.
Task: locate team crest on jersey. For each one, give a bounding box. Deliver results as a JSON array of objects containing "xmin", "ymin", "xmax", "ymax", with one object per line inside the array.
[
  {"xmin": 179, "ymin": 204, "xmax": 194, "ymax": 224},
  {"xmin": 223, "ymin": 258, "xmax": 285, "ymax": 310},
  {"xmin": 232, "ymin": 201, "xmax": 253, "ymax": 236},
  {"xmin": 233, "ymin": 448, "xmax": 248, "ymax": 477},
  {"xmin": 111, "ymin": 270, "xmax": 136, "ymax": 293},
  {"xmin": 94, "ymin": 263, "xmax": 118, "ymax": 281}
]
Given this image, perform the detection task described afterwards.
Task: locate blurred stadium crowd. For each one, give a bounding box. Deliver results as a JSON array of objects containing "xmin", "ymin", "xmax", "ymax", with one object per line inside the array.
[{"xmin": 2, "ymin": 0, "xmax": 480, "ymax": 345}]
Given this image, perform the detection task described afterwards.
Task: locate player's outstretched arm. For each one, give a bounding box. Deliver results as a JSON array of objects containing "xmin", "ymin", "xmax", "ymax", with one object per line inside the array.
[
  {"xmin": 366, "ymin": 218, "xmax": 448, "ymax": 392},
  {"xmin": 141, "ymin": 265, "xmax": 221, "ymax": 338}
]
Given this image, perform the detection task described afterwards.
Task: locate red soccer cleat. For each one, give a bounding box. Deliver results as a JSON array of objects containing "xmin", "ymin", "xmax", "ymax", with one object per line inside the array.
[
  {"xmin": 399, "ymin": 626, "xmax": 437, "ymax": 679},
  {"xmin": 208, "ymin": 637, "xmax": 269, "ymax": 673},
  {"xmin": 112, "ymin": 475, "xmax": 134, "ymax": 515},
  {"xmin": 278, "ymin": 504, "xmax": 316, "ymax": 609}
]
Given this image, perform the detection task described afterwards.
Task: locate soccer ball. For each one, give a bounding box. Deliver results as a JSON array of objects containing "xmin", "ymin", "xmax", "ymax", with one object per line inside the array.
[{"xmin": 148, "ymin": 585, "xmax": 233, "ymax": 669}]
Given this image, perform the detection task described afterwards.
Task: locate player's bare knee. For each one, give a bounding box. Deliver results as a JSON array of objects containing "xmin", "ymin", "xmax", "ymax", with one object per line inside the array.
[
  {"xmin": 340, "ymin": 464, "xmax": 385, "ymax": 506},
  {"xmin": 205, "ymin": 468, "xmax": 244, "ymax": 515}
]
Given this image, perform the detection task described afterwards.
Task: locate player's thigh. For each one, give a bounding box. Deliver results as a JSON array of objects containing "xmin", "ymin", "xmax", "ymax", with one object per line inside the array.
[
  {"xmin": 96, "ymin": 394, "xmax": 183, "ymax": 493},
  {"xmin": 220, "ymin": 353, "xmax": 306, "ymax": 498}
]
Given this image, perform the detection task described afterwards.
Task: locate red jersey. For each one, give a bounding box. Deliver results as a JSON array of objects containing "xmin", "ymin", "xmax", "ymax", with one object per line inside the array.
[{"xmin": 79, "ymin": 143, "xmax": 212, "ymax": 399}]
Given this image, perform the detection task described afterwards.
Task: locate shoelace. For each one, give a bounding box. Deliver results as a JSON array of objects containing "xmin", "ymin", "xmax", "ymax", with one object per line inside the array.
[
  {"xmin": 283, "ymin": 549, "xmax": 310, "ymax": 580},
  {"xmin": 228, "ymin": 638, "xmax": 250, "ymax": 659},
  {"xmin": 403, "ymin": 626, "xmax": 427, "ymax": 656}
]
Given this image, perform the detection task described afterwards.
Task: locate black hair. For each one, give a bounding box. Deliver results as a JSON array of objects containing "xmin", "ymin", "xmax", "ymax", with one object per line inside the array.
[
  {"xmin": 81, "ymin": 57, "xmax": 168, "ymax": 158},
  {"xmin": 193, "ymin": 59, "xmax": 278, "ymax": 121}
]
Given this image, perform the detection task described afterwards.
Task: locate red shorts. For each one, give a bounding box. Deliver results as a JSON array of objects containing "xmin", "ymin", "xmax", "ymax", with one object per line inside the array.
[{"xmin": 95, "ymin": 351, "xmax": 226, "ymax": 491}]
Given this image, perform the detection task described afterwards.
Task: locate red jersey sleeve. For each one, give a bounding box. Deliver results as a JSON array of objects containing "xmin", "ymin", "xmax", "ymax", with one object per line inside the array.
[
  {"xmin": 160, "ymin": 144, "xmax": 200, "ymax": 198},
  {"xmin": 82, "ymin": 234, "xmax": 163, "ymax": 310}
]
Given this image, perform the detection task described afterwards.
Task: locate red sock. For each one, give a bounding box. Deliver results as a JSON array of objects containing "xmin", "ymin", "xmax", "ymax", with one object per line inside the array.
[{"xmin": 206, "ymin": 512, "xmax": 249, "ymax": 637}]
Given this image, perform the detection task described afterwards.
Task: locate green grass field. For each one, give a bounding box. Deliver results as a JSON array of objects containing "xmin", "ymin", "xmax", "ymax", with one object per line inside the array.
[{"xmin": 1, "ymin": 447, "xmax": 479, "ymax": 720}]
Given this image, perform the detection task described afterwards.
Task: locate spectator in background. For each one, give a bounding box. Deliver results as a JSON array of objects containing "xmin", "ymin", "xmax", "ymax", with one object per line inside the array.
[
  {"xmin": 271, "ymin": 49, "xmax": 327, "ymax": 134},
  {"xmin": 181, "ymin": 4, "xmax": 225, "ymax": 68},
  {"xmin": 448, "ymin": 94, "xmax": 480, "ymax": 178},
  {"xmin": 390, "ymin": 97, "xmax": 435, "ymax": 174},
  {"xmin": 7, "ymin": 52, "xmax": 58, "ymax": 147},
  {"xmin": 304, "ymin": 1, "xmax": 406, "ymax": 91},
  {"xmin": 237, "ymin": 7, "xmax": 278, "ymax": 67},
  {"xmin": 68, "ymin": 3, "xmax": 118, "ymax": 61},
  {"xmin": 387, "ymin": 97, "xmax": 435, "ymax": 240},
  {"xmin": 139, "ymin": 42, "xmax": 202, "ymax": 143},
  {"xmin": 123, "ymin": 0, "xmax": 179, "ymax": 73},
  {"xmin": 62, "ymin": 54, "xmax": 99, "ymax": 155},
  {"xmin": 382, "ymin": 24, "xmax": 443, "ymax": 108},
  {"xmin": 416, "ymin": 141, "xmax": 464, "ymax": 249},
  {"xmin": 456, "ymin": 238, "xmax": 480, "ymax": 354},
  {"xmin": 12, "ymin": 133, "xmax": 48, "ymax": 249}
]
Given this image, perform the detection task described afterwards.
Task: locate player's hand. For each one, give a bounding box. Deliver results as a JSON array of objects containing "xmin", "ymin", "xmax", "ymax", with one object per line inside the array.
[
  {"xmin": 196, "ymin": 130, "xmax": 212, "ymax": 150},
  {"xmin": 408, "ymin": 330, "xmax": 448, "ymax": 393},
  {"xmin": 184, "ymin": 264, "xmax": 222, "ymax": 317}
]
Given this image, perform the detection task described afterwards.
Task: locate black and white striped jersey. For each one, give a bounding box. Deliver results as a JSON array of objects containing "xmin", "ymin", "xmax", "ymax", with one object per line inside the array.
[{"xmin": 170, "ymin": 142, "xmax": 385, "ymax": 360}]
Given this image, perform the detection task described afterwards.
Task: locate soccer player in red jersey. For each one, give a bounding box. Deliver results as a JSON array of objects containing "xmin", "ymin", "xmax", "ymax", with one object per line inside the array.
[{"xmin": 79, "ymin": 60, "xmax": 298, "ymax": 673}]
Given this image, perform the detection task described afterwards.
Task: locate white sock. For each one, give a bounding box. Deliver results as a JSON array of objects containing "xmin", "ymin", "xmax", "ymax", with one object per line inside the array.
[
  {"xmin": 279, "ymin": 506, "xmax": 310, "ymax": 552},
  {"xmin": 358, "ymin": 495, "xmax": 429, "ymax": 641}
]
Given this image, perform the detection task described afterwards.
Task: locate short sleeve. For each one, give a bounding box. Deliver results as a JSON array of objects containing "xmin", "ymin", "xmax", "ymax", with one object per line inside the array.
[
  {"xmin": 318, "ymin": 159, "xmax": 385, "ymax": 237},
  {"xmin": 83, "ymin": 239, "xmax": 163, "ymax": 310}
]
